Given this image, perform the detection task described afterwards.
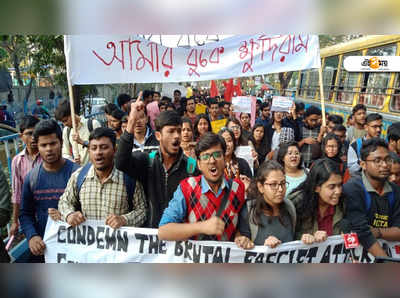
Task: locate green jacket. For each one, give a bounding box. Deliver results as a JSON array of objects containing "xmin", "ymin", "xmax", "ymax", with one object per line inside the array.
[{"xmin": 288, "ymin": 190, "xmax": 344, "ymax": 240}]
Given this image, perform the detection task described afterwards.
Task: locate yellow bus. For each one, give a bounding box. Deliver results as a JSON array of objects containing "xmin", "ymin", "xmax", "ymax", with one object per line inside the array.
[{"xmin": 293, "ymin": 35, "xmax": 400, "ymax": 135}]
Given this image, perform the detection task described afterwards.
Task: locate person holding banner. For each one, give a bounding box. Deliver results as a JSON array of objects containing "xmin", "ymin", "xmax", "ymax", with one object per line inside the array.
[
  {"xmin": 343, "ymin": 138, "xmax": 400, "ymax": 257},
  {"xmin": 55, "ymin": 100, "xmax": 102, "ymax": 166},
  {"xmin": 58, "ymin": 127, "xmax": 147, "ymax": 229},
  {"xmin": 116, "ymin": 102, "xmax": 200, "ymax": 228},
  {"xmin": 158, "ymin": 133, "xmax": 245, "ymax": 241},
  {"xmin": 288, "ymin": 159, "xmax": 346, "ymax": 245},
  {"xmin": 19, "ymin": 120, "xmax": 80, "ymax": 262},
  {"xmin": 235, "ymin": 161, "xmax": 296, "ymax": 249}
]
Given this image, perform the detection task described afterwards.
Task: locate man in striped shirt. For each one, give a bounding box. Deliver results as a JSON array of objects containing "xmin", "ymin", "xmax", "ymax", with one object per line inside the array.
[{"xmin": 10, "ymin": 116, "xmax": 42, "ymax": 237}]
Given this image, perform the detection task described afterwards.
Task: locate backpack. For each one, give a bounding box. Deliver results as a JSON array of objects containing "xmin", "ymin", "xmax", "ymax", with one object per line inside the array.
[
  {"xmin": 148, "ymin": 150, "xmax": 197, "ymax": 175},
  {"xmin": 361, "ymin": 181, "xmax": 396, "ymax": 214},
  {"xmin": 75, "ymin": 163, "xmax": 136, "ymax": 212}
]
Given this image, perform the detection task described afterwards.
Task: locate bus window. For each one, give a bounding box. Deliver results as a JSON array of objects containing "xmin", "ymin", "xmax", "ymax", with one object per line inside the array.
[
  {"xmin": 390, "ymin": 73, "xmax": 400, "ymax": 112},
  {"xmin": 298, "ymin": 70, "xmax": 308, "ymax": 97},
  {"xmin": 323, "ymin": 56, "xmax": 339, "ymax": 100},
  {"xmin": 360, "ymin": 44, "xmax": 397, "ymax": 108},
  {"xmin": 336, "ymin": 51, "xmax": 362, "ymax": 104},
  {"xmin": 306, "ymin": 70, "xmax": 319, "ymax": 99}
]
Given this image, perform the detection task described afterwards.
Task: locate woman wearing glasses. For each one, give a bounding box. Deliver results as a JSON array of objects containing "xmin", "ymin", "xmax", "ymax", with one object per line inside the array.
[
  {"xmin": 277, "ymin": 141, "xmax": 307, "ymax": 197},
  {"xmin": 287, "ymin": 158, "xmax": 346, "ymax": 245},
  {"xmin": 235, "ymin": 161, "xmax": 296, "ymax": 249},
  {"xmin": 226, "ymin": 117, "xmax": 249, "ymax": 146}
]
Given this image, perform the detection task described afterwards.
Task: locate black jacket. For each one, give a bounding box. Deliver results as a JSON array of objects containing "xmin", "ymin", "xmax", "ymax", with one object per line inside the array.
[
  {"xmin": 0, "ymin": 167, "xmax": 11, "ymax": 263},
  {"xmin": 116, "ymin": 131, "xmax": 200, "ymax": 228},
  {"xmin": 132, "ymin": 127, "xmax": 159, "ymax": 152},
  {"xmin": 343, "ymin": 175, "xmax": 400, "ymax": 250}
]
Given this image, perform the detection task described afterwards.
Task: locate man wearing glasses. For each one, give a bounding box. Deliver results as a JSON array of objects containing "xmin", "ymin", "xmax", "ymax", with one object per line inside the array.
[
  {"xmin": 158, "ymin": 132, "xmax": 245, "ymax": 242},
  {"xmin": 344, "ymin": 138, "xmax": 400, "ymax": 257}
]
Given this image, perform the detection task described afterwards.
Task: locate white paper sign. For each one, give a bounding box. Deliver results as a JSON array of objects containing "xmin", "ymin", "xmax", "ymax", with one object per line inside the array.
[
  {"xmin": 65, "ymin": 34, "xmax": 321, "ymax": 84},
  {"xmin": 232, "ymin": 96, "xmax": 252, "ymax": 114},
  {"xmin": 43, "ymin": 219, "xmax": 400, "ymax": 263},
  {"xmin": 235, "ymin": 146, "xmax": 254, "ymax": 174},
  {"xmin": 271, "ymin": 96, "xmax": 293, "ymax": 112}
]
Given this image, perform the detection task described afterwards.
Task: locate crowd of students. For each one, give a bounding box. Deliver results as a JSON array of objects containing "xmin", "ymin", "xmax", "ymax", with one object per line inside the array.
[{"xmin": 1, "ymin": 88, "xmax": 400, "ymax": 263}]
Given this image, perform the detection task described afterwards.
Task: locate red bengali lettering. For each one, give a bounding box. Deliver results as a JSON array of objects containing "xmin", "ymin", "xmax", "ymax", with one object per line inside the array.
[
  {"xmin": 295, "ymin": 35, "xmax": 310, "ymax": 52},
  {"xmin": 92, "ymin": 42, "xmax": 119, "ymax": 66},
  {"xmin": 187, "ymin": 49, "xmax": 200, "ymax": 77},
  {"xmin": 162, "ymin": 47, "xmax": 173, "ymax": 70}
]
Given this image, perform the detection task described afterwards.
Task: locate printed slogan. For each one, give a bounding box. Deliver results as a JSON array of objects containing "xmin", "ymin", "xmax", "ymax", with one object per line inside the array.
[{"xmin": 44, "ymin": 219, "xmax": 400, "ymax": 263}]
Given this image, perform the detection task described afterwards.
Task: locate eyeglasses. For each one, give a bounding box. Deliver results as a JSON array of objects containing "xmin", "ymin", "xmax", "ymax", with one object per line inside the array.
[
  {"xmin": 365, "ymin": 156, "xmax": 393, "ymax": 166},
  {"xmin": 199, "ymin": 151, "xmax": 223, "ymax": 161},
  {"xmin": 264, "ymin": 181, "xmax": 289, "ymax": 191},
  {"xmin": 229, "ymin": 125, "xmax": 241, "ymax": 131}
]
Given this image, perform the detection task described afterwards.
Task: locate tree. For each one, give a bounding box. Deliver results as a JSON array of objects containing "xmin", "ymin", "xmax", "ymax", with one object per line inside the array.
[{"xmin": 0, "ymin": 35, "xmax": 30, "ymax": 86}]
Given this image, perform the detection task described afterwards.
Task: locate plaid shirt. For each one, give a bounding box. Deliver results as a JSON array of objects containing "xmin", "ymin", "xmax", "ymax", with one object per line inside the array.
[
  {"xmin": 11, "ymin": 149, "xmax": 42, "ymax": 204},
  {"xmin": 58, "ymin": 165, "xmax": 146, "ymax": 227},
  {"xmin": 301, "ymin": 125, "xmax": 320, "ymax": 168}
]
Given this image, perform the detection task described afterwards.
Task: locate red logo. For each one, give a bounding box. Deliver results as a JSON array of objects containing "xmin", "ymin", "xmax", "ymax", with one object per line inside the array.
[
  {"xmin": 395, "ymin": 245, "xmax": 400, "ymax": 255},
  {"xmin": 343, "ymin": 233, "xmax": 360, "ymax": 249}
]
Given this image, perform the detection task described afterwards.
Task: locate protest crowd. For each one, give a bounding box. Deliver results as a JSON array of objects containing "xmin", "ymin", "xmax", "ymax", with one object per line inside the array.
[{"xmin": 1, "ymin": 86, "xmax": 400, "ymax": 263}]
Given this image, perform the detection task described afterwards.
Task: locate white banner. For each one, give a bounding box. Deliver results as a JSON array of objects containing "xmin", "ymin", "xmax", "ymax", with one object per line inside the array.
[
  {"xmin": 44, "ymin": 219, "xmax": 400, "ymax": 263},
  {"xmin": 65, "ymin": 34, "xmax": 321, "ymax": 85}
]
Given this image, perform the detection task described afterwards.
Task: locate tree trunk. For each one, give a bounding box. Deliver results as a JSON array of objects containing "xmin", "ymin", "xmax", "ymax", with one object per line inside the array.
[{"xmin": 12, "ymin": 52, "xmax": 24, "ymax": 86}]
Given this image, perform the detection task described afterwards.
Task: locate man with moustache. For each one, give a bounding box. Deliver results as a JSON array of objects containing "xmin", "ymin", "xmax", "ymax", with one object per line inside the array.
[
  {"xmin": 116, "ymin": 102, "xmax": 200, "ymax": 227},
  {"xmin": 346, "ymin": 104, "xmax": 367, "ymax": 143},
  {"xmin": 184, "ymin": 97, "xmax": 197, "ymax": 125},
  {"xmin": 19, "ymin": 120, "xmax": 79, "ymax": 262},
  {"xmin": 10, "ymin": 116, "xmax": 41, "ymax": 237},
  {"xmin": 158, "ymin": 132, "xmax": 246, "ymax": 241},
  {"xmin": 58, "ymin": 127, "xmax": 146, "ymax": 228},
  {"xmin": 108, "ymin": 109, "xmax": 125, "ymax": 140},
  {"xmin": 344, "ymin": 138, "xmax": 400, "ymax": 257}
]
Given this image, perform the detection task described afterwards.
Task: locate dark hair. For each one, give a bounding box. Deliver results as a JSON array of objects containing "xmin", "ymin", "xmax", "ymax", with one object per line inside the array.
[
  {"xmin": 247, "ymin": 161, "xmax": 288, "ymax": 227},
  {"xmin": 226, "ymin": 117, "xmax": 248, "ymax": 146},
  {"xmin": 160, "ymin": 96, "xmax": 172, "ymax": 104},
  {"xmin": 261, "ymin": 102, "xmax": 270, "ymax": 110},
  {"xmin": 104, "ymin": 103, "xmax": 118, "ymax": 115},
  {"xmin": 143, "ymin": 90, "xmax": 153, "ymax": 99},
  {"xmin": 193, "ymin": 114, "xmax": 211, "ymax": 140},
  {"xmin": 154, "ymin": 111, "xmax": 182, "ymax": 132},
  {"xmin": 295, "ymin": 102, "xmax": 305, "ymax": 111},
  {"xmin": 218, "ymin": 101, "xmax": 225, "ymax": 108},
  {"xmin": 277, "ymin": 141, "xmax": 303, "ymax": 170},
  {"xmin": 173, "ymin": 89, "xmax": 181, "ymax": 95},
  {"xmin": 352, "ymin": 104, "xmax": 367, "ymax": 115},
  {"xmin": 121, "ymin": 115, "xmax": 128, "ymax": 123},
  {"xmin": 333, "ymin": 124, "xmax": 346, "ymax": 133},
  {"xmin": 388, "ymin": 123, "xmax": 400, "ymax": 142},
  {"xmin": 55, "ymin": 100, "xmax": 71, "ymax": 120},
  {"xmin": 321, "ymin": 133, "xmax": 342, "ymax": 161},
  {"xmin": 291, "ymin": 158, "xmax": 345, "ymax": 228},
  {"xmin": 117, "ymin": 93, "xmax": 131, "ymax": 108},
  {"xmin": 360, "ymin": 138, "xmax": 388, "ymax": 161},
  {"xmin": 208, "ymin": 98, "xmax": 218, "ymax": 107},
  {"xmin": 181, "ymin": 117, "xmax": 193, "ymax": 131},
  {"xmin": 165, "ymin": 102, "xmax": 176, "ymax": 110},
  {"xmin": 219, "ymin": 127, "xmax": 237, "ymax": 156},
  {"xmin": 195, "ymin": 132, "xmax": 226, "ymax": 160},
  {"xmin": 328, "ymin": 114, "xmax": 344, "ymax": 125},
  {"xmin": 89, "ymin": 127, "xmax": 116, "ymax": 147},
  {"xmin": 153, "ymin": 91, "xmax": 161, "ymax": 97},
  {"xmin": 249, "ymin": 123, "xmax": 269, "ymax": 160},
  {"xmin": 366, "ymin": 113, "xmax": 383, "ymax": 124},
  {"xmin": 19, "ymin": 115, "xmax": 40, "ymax": 133},
  {"xmin": 33, "ymin": 119, "xmax": 62, "ymax": 143},
  {"xmin": 110, "ymin": 109, "xmax": 125, "ymax": 121},
  {"xmin": 389, "ymin": 152, "xmax": 400, "ymax": 164},
  {"xmin": 304, "ymin": 106, "xmax": 322, "ymax": 118}
]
